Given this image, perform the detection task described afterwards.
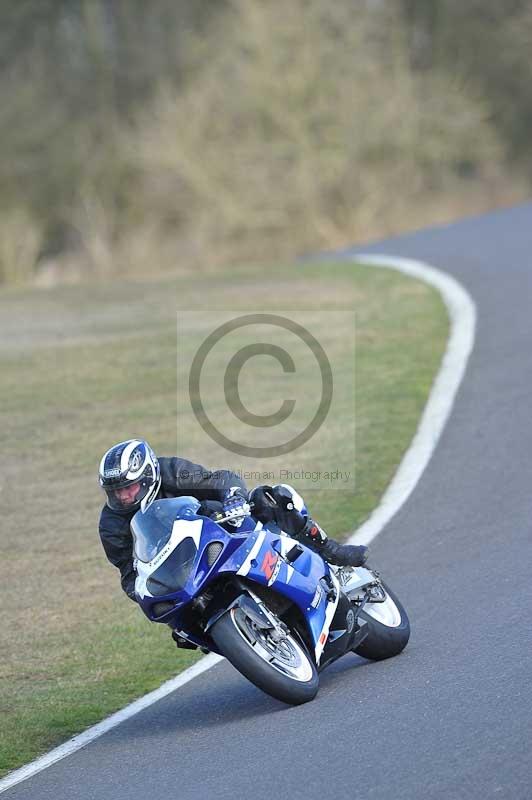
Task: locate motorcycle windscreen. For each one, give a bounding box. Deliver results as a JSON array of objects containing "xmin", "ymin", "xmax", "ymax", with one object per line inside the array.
[
  {"xmin": 131, "ymin": 497, "xmax": 200, "ymax": 562},
  {"xmin": 146, "ymin": 536, "xmax": 198, "ymax": 596}
]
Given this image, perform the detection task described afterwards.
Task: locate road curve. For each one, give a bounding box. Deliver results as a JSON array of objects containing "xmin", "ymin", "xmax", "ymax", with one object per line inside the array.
[{"xmin": 6, "ymin": 204, "xmax": 532, "ymax": 800}]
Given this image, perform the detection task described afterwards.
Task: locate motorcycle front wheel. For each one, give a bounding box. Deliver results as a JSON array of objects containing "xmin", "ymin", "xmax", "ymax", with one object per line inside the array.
[{"xmin": 210, "ymin": 605, "xmax": 319, "ymax": 705}]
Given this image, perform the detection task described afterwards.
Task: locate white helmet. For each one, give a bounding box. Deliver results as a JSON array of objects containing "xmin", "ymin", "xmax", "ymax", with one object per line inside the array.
[{"xmin": 99, "ymin": 439, "xmax": 161, "ymax": 512}]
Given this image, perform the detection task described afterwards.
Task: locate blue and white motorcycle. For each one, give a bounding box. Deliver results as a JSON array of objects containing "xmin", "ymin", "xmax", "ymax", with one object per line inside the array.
[{"xmin": 132, "ymin": 496, "xmax": 410, "ymax": 705}]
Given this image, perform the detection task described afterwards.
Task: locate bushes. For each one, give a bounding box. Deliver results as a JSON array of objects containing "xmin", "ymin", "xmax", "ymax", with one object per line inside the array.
[
  {"xmin": 0, "ymin": 0, "xmax": 527, "ymax": 284},
  {"xmin": 126, "ymin": 0, "xmax": 510, "ymax": 267}
]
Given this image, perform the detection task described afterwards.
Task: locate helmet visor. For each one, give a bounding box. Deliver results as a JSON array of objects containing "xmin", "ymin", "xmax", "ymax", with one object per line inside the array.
[{"xmin": 104, "ymin": 480, "xmax": 151, "ymax": 511}]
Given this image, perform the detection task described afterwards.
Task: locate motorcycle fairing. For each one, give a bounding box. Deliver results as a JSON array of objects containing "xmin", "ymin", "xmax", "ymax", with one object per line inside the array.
[
  {"xmin": 134, "ymin": 505, "xmax": 343, "ymax": 663},
  {"xmin": 135, "ymin": 514, "xmax": 250, "ymax": 612},
  {"xmin": 219, "ymin": 526, "xmax": 340, "ymax": 662}
]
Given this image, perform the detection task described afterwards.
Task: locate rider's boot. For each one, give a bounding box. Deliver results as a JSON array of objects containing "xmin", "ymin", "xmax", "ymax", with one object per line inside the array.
[
  {"xmin": 300, "ymin": 519, "xmax": 369, "ymax": 567},
  {"xmin": 171, "ymin": 629, "xmax": 210, "ymax": 654},
  {"xmin": 171, "ymin": 630, "xmax": 198, "ymax": 650},
  {"xmin": 318, "ymin": 538, "xmax": 368, "ymax": 567}
]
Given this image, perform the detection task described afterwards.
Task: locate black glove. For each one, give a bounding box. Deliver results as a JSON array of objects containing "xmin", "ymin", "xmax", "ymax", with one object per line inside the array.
[
  {"xmin": 249, "ymin": 485, "xmax": 307, "ymax": 536},
  {"xmin": 222, "ymin": 487, "xmax": 251, "ymax": 527},
  {"xmin": 249, "ymin": 485, "xmax": 281, "ymax": 521}
]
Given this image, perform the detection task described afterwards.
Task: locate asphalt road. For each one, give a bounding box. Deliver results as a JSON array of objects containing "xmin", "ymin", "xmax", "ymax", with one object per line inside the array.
[{"xmin": 7, "ymin": 205, "xmax": 532, "ymax": 799}]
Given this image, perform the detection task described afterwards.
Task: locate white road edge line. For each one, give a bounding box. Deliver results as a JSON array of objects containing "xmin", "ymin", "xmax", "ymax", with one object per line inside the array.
[
  {"xmin": 0, "ymin": 253, "xmax": 476, "ymax": 795},
  {"xmin": 347, "ymin": 255, "xmax": 476, "ymax": 546}
]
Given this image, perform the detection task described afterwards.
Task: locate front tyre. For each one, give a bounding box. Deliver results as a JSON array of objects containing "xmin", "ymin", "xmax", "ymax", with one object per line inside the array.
[
  {"xmin": 354, "ymin": 583, "xmax": 410, "ymax": 661},
  {"xmin": 210, "ymin": 606, "xmax": 319, "ymax": 705}
]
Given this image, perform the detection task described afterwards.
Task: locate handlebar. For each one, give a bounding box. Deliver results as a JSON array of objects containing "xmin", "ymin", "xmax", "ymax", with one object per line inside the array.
[{"xmin": 211, "ymin": 505, "xmax": 254, "ymax": 525}]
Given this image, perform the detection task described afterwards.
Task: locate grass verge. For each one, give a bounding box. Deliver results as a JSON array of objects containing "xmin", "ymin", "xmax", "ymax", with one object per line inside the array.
[{"xmin": 0, "ymin": 259, "xmax": 448, "ymax": 776}]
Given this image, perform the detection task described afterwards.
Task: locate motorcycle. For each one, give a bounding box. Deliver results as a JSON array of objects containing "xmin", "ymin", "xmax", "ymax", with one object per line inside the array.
[{"xmin": 132, "ymin": 496, "xmax": 410, "ymax": 705}]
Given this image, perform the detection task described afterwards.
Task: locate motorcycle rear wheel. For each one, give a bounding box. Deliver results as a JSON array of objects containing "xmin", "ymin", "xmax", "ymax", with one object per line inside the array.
[
  {"xmin": 211, "ymin": 606, "xmax": 319, "ymax": 705},
  {"xmin": 354, "ymin": 583, "xmax": 410, "ymax": 661}
]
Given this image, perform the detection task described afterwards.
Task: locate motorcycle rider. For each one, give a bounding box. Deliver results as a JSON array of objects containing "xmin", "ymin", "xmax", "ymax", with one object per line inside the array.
[
  {"xmin": 98, "ymin": 438, "xmax": 248, "ymax": 604},
  {"xmin": 98, "ymin": 439, "xmax": 368, "ymax": 647}
]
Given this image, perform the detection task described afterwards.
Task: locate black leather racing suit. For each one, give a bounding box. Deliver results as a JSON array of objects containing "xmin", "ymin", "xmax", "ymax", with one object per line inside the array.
[{"xmin": 98, "ymin": 456, "xmax": 247, "ymax": 601}]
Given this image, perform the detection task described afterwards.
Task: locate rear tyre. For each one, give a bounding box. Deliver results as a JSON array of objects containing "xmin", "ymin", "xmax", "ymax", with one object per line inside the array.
[
  {"xmin": 354, "ymin": 583, "xmax": 410, "ymax": 661},
  {"xmin": 210, "ymin": 605, "xmax": 319, "ymax": 705}
]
